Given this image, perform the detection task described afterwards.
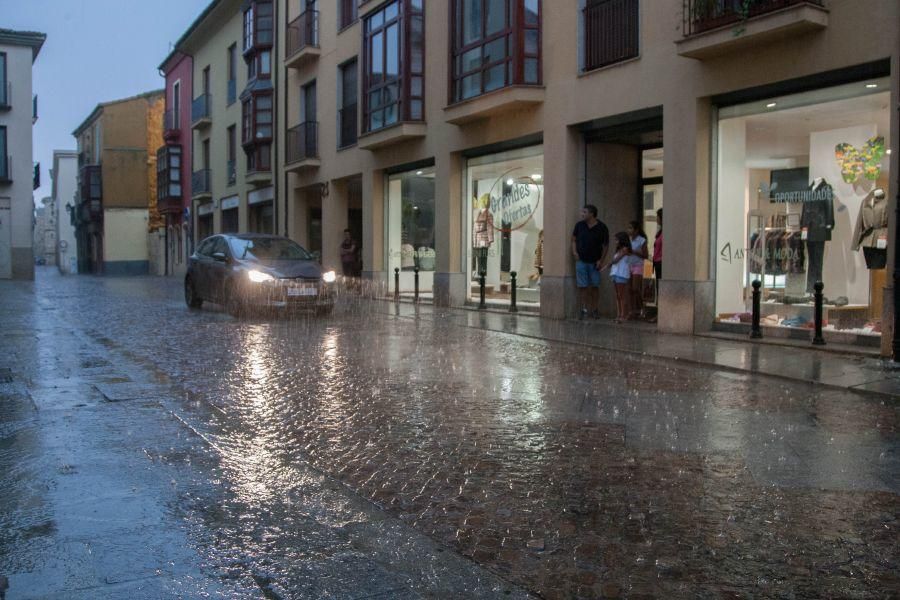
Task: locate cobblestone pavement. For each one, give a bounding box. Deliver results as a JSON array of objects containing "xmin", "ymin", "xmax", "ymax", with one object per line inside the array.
[{"xmin": 1, "ymin": 269, "xmax": 898, "ymax": 599}]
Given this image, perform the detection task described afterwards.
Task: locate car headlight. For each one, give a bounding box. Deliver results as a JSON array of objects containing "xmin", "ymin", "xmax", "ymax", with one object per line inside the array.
[
  {"xmin": 247, "ymin": 269, "xmax": 275, "ymax": 283},
  {"xmin": 322, "ymin": 270, "xmax": 337, "ymax": 283}
]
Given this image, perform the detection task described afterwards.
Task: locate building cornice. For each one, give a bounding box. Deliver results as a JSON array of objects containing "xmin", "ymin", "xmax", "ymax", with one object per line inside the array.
[{"xmin": 0, "ymin": 28, "xmax": 46, "ymax": 61}]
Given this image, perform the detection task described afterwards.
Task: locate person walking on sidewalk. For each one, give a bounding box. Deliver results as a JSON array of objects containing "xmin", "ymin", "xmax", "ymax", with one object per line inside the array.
[
  {"xmin": 609, "ymin": 232, "xmax": 633, "ymax": 323},
  {"xmin": 571, "ymin": 205, "xmax": 609, "ymax": 319}
]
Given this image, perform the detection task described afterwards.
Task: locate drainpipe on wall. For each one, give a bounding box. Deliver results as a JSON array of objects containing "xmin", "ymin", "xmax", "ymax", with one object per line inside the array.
[{"xmin": 273, "ymin": 0, "xmax": 280, "ymax": 237}]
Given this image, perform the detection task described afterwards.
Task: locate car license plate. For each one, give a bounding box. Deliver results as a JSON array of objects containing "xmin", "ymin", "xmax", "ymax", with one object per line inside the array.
[{"xmin": 287, "ymin": 286, "xmax": 317, "ymax": 297}]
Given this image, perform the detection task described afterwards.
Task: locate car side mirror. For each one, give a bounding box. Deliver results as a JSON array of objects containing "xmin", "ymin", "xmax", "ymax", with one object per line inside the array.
[{"xmin": 212, "ymin": 252, "xmax": 227, "ymax": 262}]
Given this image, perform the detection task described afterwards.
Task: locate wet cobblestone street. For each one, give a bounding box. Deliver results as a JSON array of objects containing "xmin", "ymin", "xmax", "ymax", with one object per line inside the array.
[{"xmin": 1, "ymin": 269, "xmax": 898, "ymax": 599}]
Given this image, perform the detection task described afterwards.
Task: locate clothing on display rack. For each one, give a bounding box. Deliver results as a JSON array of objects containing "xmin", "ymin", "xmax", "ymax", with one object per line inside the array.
[
  {"xmin": 853, "ymin": 187, "xmax": 888, "ymax": 269},
  {"xmin": 748, "ymin": 228, "xmax": 805, "ymax": 276}
]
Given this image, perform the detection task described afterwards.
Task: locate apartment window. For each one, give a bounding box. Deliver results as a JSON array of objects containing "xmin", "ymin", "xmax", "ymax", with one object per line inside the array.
[
  {"xmin": 339, "ymin": 0, "xmax": 357, "ymax": 30},
  {"xmin": 243, "ymin": 1, "xmax": 274, "ymax": 53},
  {"xmin": 157, "ymin": 145, "xmax": 182, "ymax": 199},
  {"xmin": 450, "ymin": 0, "xmax": 541, "ymax": 103},
  {"xmin": 227, "ymin": 44, "xmax": 237, "ymax": 104},
  {"xmin": 227, "ymin": 125, "xmax": 237, "ymax": 185},
  {"xmin": 0, "ymin": 53, "xmax": 8, "ymax": 108},
  {"xmin": 582, "ymin": 0, "xmax": 639, "ymax": 72},
  {"xmin": 172, "ymin": 81, "xmax": 181, "ymax": 124},
  {"xmin": 0, "ymin": 126, "xmax": 8, "ymax": 181},
  {"xmin": 339, "ymin": 58, "xmax": 358, "ymax": 148},
  {"xmin": 362, "ymin": 0, "xmax": 424, "ymax": 133}
]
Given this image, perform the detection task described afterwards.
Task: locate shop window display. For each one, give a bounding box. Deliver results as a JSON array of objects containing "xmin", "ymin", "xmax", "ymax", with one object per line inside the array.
[
  {"xmin": 466, "ymin": 145, "xmax": 543, "ymax": 306},
  {"xmin": 387, "ymin": 166, "xmax": 436, "ymax": 296},
  {"xmin": 715, "ymin": 78, "xmax": 890, "ymax": 339}
]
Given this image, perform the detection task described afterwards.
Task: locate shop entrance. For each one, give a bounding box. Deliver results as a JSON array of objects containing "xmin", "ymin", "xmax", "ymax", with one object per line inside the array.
[{"xmin": 582, "ymin": 110, "xmax": 663, "ymax": 319}]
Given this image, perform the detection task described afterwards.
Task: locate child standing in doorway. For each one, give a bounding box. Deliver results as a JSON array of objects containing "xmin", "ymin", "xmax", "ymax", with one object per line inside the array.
[
  {"xmin": 627, "ymin": 221, "xmax": 649, "ymax": 319},
  {"xmin": 609, "ymin": 232, "xmax": 632, "ymax": 323}
]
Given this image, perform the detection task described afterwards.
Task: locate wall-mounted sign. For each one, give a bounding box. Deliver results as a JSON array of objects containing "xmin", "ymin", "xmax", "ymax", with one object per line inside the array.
[
  {"xmin": 197, "ymin": 202, "xmax": 215, "ymax": 216},
  {"xmin": 835, "ymin": 136, "xmax": 885, "ymax": 183},
  {"xmin": 248, "ymin": 186, "xmax": 274, "ymax": 206},
  {"xmin": 220, "ymin": 195, "xmax": 240, "ymax": 211}
]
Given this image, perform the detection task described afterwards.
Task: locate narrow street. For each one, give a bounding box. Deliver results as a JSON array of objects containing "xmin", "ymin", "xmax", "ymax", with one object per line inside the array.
[{"xmin": 1, "ymin": 269, "xmax": 897, "ymax": 599}]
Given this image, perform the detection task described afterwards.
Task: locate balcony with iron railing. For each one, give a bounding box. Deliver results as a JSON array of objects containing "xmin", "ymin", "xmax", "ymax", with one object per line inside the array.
[
  {"xmin": 191, "ymin": 169, "xmax": 212, "ymax": 200},
  {"xmin": 286, "ymin": 10, "xmax": 320, "ymax": 69},
  {"xmin": 583, "ymin": 0, "xmax": 640, "ymax": 72},
  {"xmin": 163, "ymin": 109, "xmax": 181, "ymax": 140},
  {"xmin": 0, "ymin": 155, "xmax": 10, "ymax": 184},
  {"xmin": 339, "ymin": 104, "xmax": 358, "ymax": 149},
  {"xmin": 191, "ymin": 94, "xmax": 212, "ymax": 128},
  {"xmin": 285, "ymin": 122, "xmax": 320, "ymax": 172},
  {"xmin": 678, "ymin": 0, "xmax": 828, "ymax": 59}
]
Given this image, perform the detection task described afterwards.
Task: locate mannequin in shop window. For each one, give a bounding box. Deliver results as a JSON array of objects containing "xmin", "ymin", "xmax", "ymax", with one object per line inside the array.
[
  {"xmin": 800, "ymin": 177, "xmax": 834, "ymax": 294},
  {"xmin": 473, "ymin": 193, "xmax": 494, "ymax": 276},
  {"xmin": 853, "ymin": 187, "xmax": 889, "ymax": 269}
]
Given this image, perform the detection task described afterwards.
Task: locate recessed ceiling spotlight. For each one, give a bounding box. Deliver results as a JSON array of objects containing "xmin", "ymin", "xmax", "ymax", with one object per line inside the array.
[
  {"xmin": 531, "ymin": 174, "xmax": 542, "ymax": 181},
  {"xmin": 866, "ymin": 83, "xmax": 878, "ymax": 89},
  {"xmin": 506, "ymin": 178, "xmax": 515, "ymax": 185},
  {"xmin": 766, "ymin": 102, "xmax": 777, "ymax": 108},
  {"xmin": 415, "ymin": 170, "xmax": 423, "ymax": 175}
]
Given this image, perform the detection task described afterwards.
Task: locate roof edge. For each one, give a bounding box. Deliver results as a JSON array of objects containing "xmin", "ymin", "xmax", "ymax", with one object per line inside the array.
[
  {"xmin": 0, "ymin": 29, "xmax": 47, "ymax": 61},
  {"xmin": 72, "ymin": 89, "xmax": 165, "ymax": 137}
]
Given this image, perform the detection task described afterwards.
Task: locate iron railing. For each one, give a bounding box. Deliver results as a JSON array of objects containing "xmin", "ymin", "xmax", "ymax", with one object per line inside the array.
[
  {"xmin": 287, "ymin": 10, "xmax": 319, "ymax": 59},
  {"xmin": 339, "ymin": 104, "xmax": 358, "ymax": 148},
  {"xmin": 583, "ymin": 0, "xmax": 640, "ymax": 72},
  {"xmin": 683, "ymin": 0, "xmax": 824, "ymax": 36},
  {"xmin": 192, "ymin": 169, "xmax": 212, "ymax": 195},
  {"xmin": 286, "ymin": 122, "xmax": 318, "ymax": 163},
  {"xmin": 191, "ymin": 94, "xmax": 212, "ymax": 124}
]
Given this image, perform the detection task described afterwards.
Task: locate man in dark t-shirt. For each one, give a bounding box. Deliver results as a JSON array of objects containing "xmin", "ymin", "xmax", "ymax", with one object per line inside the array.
[{"xmin": 571, "ymin": 204, "xmax": 609, "ymax": 318}]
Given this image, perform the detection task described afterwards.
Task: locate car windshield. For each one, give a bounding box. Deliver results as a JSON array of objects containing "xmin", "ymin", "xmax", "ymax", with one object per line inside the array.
[{"xmin": 229, "ymin": 238, "xmax": 313, "ymax": 261}]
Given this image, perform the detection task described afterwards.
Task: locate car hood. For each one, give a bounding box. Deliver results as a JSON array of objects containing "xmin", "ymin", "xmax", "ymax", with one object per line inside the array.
[{"xmin": 242, "ymin": 259, "xmax": 323, "ymax": 279}]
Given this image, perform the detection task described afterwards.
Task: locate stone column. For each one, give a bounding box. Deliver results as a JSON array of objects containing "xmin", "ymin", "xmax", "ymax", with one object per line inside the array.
[
  {"xmin": 434, "ymin": 151, "xmax": 466, "ymax": 306},
  {"xmin": 362, "ymin": 168, "xmax": 386, "ymax": 288},
  {"xmin": 658, "ymin": 96, "xmax": 714, "ymax": 335},
  {"xmin": 541, "ymin": 125, "xmax": 583, "ymax": 319},
  {"xmin": 322, "ymin": 178, "xmax": 349, "ymax": 273}
]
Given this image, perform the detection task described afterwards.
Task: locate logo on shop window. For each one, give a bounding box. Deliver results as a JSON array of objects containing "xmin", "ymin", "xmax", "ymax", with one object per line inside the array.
[{"xmin": 485, "ymin": 169, "xmax": 542, "ymax": 233}]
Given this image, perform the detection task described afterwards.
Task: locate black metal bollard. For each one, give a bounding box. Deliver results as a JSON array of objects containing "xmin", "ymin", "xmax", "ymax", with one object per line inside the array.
[
  {"xmin": 478, "ymin": 271, "xmax": 487, "ymax": 310},
  {"xmin": 509, "ymin": 271, "xmax": 519, "ymax": 313},
  {"xmin": 812, "ymin": 281, "xmax": 826, "ymax": 346},
  {"xmin": 413, "ymin": 267, "xmax": 420, "ymax": 304},
  {"xmin": 394, "ymin": 268, "xmax": 400, "ymax": 302},
  {"xmin": 750, "ymin": 280, "xmax": 762, "ymax": 339}
]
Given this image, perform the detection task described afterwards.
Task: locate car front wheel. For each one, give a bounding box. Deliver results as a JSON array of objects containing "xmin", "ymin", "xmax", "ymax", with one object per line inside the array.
[{"xmin": 185, "ymin": 277, "xmax": 203, "ymax": 309}]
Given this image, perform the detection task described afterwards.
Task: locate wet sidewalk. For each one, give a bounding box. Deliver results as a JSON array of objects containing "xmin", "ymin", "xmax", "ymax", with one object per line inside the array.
[{"xmin": 379, "ymin": 301, "xmax": 900, "ymax": 399}]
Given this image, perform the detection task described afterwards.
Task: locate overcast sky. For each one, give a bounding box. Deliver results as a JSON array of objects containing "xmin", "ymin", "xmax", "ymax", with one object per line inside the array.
[{"xmin": 1, "ymin": 0, "xmax": 210, "ymax": 205}]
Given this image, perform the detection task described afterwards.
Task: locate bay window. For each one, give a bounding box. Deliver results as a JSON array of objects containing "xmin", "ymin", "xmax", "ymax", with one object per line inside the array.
[
  {"xmin": 451, "ymin": 0, "xmax": 541, "ymax": 103},
  {"xmin": 362, "ymin": 0, "xmax": 424, "ymax": 133},
  {"xmin": 242, "ymin": 92, "xmax": 273, "ymax": 172},
  {"xmin": 243, "ymin": 1, "xmax": 273, "ymax": 53},
  {"xmin": 156, "ymin": 145, "xmax": 182, "ymax": 208}
]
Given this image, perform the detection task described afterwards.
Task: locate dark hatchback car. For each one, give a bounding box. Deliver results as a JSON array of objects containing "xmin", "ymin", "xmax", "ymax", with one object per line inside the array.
[{"xmin": 185, "ymin": 234, "xmax": 336, "ymax": 317}]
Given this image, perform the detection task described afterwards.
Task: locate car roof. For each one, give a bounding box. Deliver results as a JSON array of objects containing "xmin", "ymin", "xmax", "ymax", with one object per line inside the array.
[{"xmin": 222, "ymin": 233, "xmax": 291, "ymax": 241}]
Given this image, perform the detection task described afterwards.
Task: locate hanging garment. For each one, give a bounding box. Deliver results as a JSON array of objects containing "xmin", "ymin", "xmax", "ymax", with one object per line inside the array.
[{"xmin": 473, "ymin": 209, "xmax": 495, "ymax": 248}]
